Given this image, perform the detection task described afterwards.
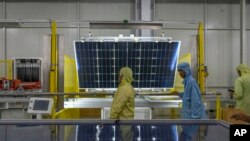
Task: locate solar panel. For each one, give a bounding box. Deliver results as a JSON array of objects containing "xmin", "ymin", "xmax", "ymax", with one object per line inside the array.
[
  {"xmin": 74, "ymin": 39, "xmax": 180, "ymax": 90},
  {"xmin": 77, "ymin": 124, "xmax": 178, "ymax": 141}
]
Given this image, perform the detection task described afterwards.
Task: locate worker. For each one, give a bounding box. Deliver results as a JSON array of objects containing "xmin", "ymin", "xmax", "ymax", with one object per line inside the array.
[
  {"xmin": 172, "ymin": 62, "xmax": 206, "ymax": 141},
  {"xmin": 233, "ymin": 64, "xmax": 250, "ymax": 114},
  {"xmin": 110, "ymin": 67, "xmax": 135, "ymax": 141},
  {"xmin": 231, "ymin": 113, "xmax": 250, "ymax": 123}
]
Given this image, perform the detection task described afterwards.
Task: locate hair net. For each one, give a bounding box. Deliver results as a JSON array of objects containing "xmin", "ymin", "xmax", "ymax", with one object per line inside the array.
[
  {"xmin": 119, "ymin": 67, "xmax": 134, "ymax": 83},
  {"xmin": 236, "ymin": 64, "xmax": 250, "ymax": 76},
  {"xmin": 177, "ymin": 62, "xmax": 192, "ymax": 78}
]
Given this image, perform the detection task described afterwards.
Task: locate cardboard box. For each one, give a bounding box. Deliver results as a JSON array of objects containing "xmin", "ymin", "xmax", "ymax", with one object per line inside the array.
[{"xmin": 221, "ymin": 107, "xmax": 248, "ymax": 124}]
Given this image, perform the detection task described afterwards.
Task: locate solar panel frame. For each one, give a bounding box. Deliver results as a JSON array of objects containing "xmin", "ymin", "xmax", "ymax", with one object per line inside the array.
[{"xmin": 74, "ymin": 38, "xmax": 181, "ymax": 91}]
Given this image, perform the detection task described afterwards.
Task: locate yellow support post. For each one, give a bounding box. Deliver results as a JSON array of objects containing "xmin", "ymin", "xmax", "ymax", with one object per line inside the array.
[
  {"xmin": 50, "ymin": 20, "xmax": 57, "ymax": 93},
  {"xmin": 7, "ymin": 60, "xmax": 13, "ymax": 79},
  {"xmin": 197, "ymin": 22, "xmax": 207, "ymax": 93},
  {"xmin": 0, "ymin": 60, "xmax": 13, "ymax": 79},
  {"xmin": 216, "ymin": 93, "xmax": 221, "ymax": 119},
  {"xmin": 49, "ymin": 20, "xmax": 57, "ymax": 119}
]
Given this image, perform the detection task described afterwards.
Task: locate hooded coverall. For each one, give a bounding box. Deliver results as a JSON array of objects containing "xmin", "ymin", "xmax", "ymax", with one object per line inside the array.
[
  {"xmin": 234, "ymin": 64, "xmax": 250, "ymax": 114},
  {"xmin": 110, "ymin": 67, "xmax": 135, "ymax": 141},
  {"xmin": 177, "ymin": 62, "xmax": 206, "ymax": 141}
]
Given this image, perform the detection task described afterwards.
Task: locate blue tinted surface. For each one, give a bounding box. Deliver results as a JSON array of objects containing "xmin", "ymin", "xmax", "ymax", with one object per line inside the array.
[
  {"xmin": 77, "ymin": 124, "xmax": 178, "ymax": 141},
  {"xmin": 74, "ymin": 41, "xmax": 180, "ymax": 89}
]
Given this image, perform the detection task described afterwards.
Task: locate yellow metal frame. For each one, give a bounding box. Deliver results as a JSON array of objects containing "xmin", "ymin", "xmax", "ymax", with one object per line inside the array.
[
  {"xmin": 49, "ymin": 21, "xmax": 81, "ymax": 140},
  {"xmin": 198, "ymin": 22, "xmax": 218, "ymax": 119},
  {"xmin": 54, "ymin": 108, "xmax": 80, "ymax": 119},
  {"xmin": 50, "ymin": 20, "xmax": 57, "ymax": 93},
  {"xmin": 197, "ymin": 22, "xmax": 206, "ymax": 93},
  {"xmin": 0, "ymin": 60, "xmax": 13, "ymax": 79},
  {"xmin": 49, "ymin": 20, "xmax": 57, "ymax": 119},
  {"xmin": 216, "ymin": 94, "xmax": 221, "ymax": 119}
]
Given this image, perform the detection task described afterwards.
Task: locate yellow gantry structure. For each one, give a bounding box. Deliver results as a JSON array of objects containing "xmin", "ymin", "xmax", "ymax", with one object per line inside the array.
[
  {"xmin": 50, "ymin": 20, "xmax": 57, "ymax": 93},
  {"xmin": 49, "ymin": 20, "xmax": 58, "ymax": 120},
  {"xmin": 197, "ymin": 22, "xmax": 208, "ymax": 93},
  {"xmin": 197, "ymin": 23, "xmax": 222, "ymax": 119}
]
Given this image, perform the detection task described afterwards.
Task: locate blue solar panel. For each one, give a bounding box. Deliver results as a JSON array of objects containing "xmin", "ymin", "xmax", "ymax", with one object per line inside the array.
[
  {"xmin": 74, "ymin": 41, "xmax": 180, "ymax": 89},
  {"xmin": 77, "ymin": 124, "xmax": 178, "ymax": 141}
]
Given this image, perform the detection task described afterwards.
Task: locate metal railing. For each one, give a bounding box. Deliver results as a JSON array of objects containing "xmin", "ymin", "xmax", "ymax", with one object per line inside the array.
[{"xmin": 0, "ymin": 119, "xmax": 229, "ymax": 141}]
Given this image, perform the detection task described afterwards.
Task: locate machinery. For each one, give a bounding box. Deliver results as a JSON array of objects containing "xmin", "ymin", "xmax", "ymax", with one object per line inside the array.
[
  {"xmin": 0, "ymin": 58, "xmax": 42, "ymax": 91},
  {"xmin": 0, "ymin": 77, "xmax": 41, "ymax": 91},
  {"xmin": 14, "ymin": 58, "xmax": 42, "ymax": 84},
  {"xmin": 27, "ymin": 97, "xmax": 54, "ymax": 119},
  {"xmin": 0, "ymin": 77, "xmax": 20, "ymax": 90}
]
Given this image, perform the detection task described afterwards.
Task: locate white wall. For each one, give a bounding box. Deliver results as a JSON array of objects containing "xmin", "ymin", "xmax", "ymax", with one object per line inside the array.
[
  {"xmin": 206, "ymin": 30, "xmax": 240, "ymax": 87},
  {"xmin": 0, "ymin": 29, "xmax": 4, "ymax": 60},
  {"xmin": 6, "ymin": 2, "xmax": 78, "ymax": 20},
  {"xmin": 0, "ymin": 0, "xmax": 249, "ymax": 94},
  {"xmin": 0, "ymin": 2, "xmax": 4, "ymax": 60},
  {"xmin": 0, "ymin": 1, "xmax": 4, "ymax": 18},
  {"xmin": 206, "ymin": 4, "xmax": 240, "ymax": 29},
  {"xmin": 79, "ymin": 1, "xmax": 133, "ymax": 21},
  {"xmin": 6, "ymin": 28, "xmax": 49, "ymax": 58},
  {"xmin": 156, "ymin": 3, "xmax": 204, "ymax": 22}
]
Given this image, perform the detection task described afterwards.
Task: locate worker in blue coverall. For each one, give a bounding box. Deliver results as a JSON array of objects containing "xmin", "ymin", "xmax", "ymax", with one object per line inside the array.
[{"xmin": 172, "ymin": 62, "xmax": 206, "ymax": 141}]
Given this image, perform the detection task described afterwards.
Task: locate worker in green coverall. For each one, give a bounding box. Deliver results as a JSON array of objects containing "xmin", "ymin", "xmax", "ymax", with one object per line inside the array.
[
  {"xmin": 233, "ymin": 64, "xmax": 250, "ymax": 114},
  {"xmin": 110, "ymin": 67, "xmax": 135, "ymax": 141}
]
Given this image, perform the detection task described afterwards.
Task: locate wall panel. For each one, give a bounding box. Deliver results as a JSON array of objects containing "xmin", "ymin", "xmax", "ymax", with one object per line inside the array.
[
  {"xmin": 205, "ymin": 30, "xmax": 240, "ymax": 87},
  {"xmin": 57, "ymin": 28, "xmax": 78, "ymax": 57},
  {"xmin": 246, "ymin": 3, "xmax": 250, "ymax": 29},
  {"xmin": 6, "ymin": 2, "xmax": 77, "ymax": 20},
  {"xmin": 156, "ymin": 3, "xmax": 203, "ymax": 24},
  {"xmin": 0, "ymin": 2, "xmax": 4, "ymax": 19},
  {"xmin": 206, "ymin": 4, "xmax": 240, "ymax": 29},
  {"xmin": 80, "ymin": 1, "xmax": 133, "ymax": 21},
  {"xmin": 6, "ymin": 28, "xmax": 49, "ymax": 58},
  {"xmin": 0, "ymin": 29, "xmax": 4, "ymax": 60}
]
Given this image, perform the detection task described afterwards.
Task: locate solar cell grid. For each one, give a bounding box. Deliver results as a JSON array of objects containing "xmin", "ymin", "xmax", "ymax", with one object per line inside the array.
[
  {"xmin": 74, "ymin": 40, "xmax": 180, "ymax": 89},
  {"xmin": 77, "ymin": 124, "xmax": 178, "ymax": 141}
]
